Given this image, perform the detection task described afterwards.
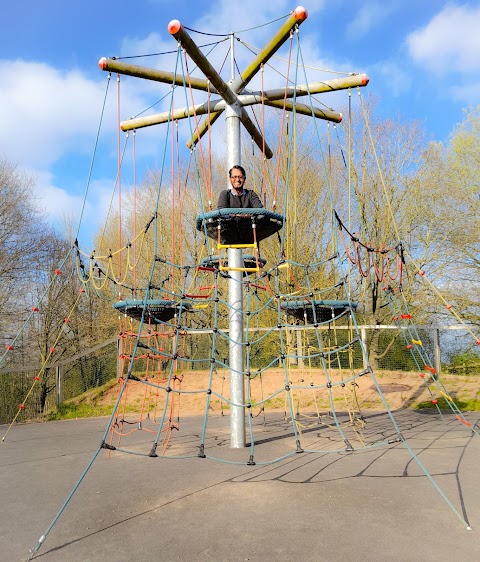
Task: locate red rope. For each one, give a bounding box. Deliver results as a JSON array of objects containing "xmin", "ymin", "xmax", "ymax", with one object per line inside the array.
[
  {"xmin": 117, "ymin": 74, "xmax": 122, "ymax": 292},
  {"xmin": 355, "ymin": 241, "xmax": 371, "ymax": 278},
  {"xmin": 273, "ymin": 32, "xmax": 294, "ymax": 210},
  {"xmin": 183, "ymin": 52, "xmax": 209, "ymax": 200},
  {"xmin": 261, "ymin": 65, "xmax": 267, "ymax": 206},
  {"xmin": 133, "ymin": 130, "xmax": 137, "ymax": 297}
]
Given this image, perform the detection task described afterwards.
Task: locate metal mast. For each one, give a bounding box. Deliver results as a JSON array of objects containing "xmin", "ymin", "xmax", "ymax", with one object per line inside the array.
[{"xmin": 226, "ymin": 31, "xmax": 246, "ymax": 447}]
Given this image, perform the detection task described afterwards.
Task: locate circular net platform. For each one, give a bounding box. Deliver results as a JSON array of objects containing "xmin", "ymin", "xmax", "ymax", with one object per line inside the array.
[
  {"xmin": 196, "ymin": 208, "xmax": 284, "ymax": 245},
  {"xmin": 282, "ymin": 299, "xmax": 357, "ymax": 323},
  {"xmin": 113, "ymin": 299, "xmax": 191, "ymax": 324}
]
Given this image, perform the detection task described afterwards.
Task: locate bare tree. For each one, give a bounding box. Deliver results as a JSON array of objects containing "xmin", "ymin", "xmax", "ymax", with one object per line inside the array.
[{"xmin": 0, "ymin": 157, "xmax": 50, "ymax": 361}]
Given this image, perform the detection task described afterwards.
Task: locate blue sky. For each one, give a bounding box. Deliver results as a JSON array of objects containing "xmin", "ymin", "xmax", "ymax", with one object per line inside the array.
[{"xmin": 1, "ymin": 0, "xmax": 480, "ymax": 245}]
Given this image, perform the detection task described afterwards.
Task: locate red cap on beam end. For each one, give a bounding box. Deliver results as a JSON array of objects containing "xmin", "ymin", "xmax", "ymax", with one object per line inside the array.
[
  {"xmin": 338, "ymin": 113, "xmax": 343, "ymax": 123},
  {"xmin": 361, "ymin": 74, "xmax": 369, "ymax": 86},
  {"xmin": 98, "ymin": 57, "xmax": 107, "ymax": 70},
  {"xmin": 294, "ymin": 6, "xmax": 308, "ymax": 20},
  {"xmin": 168, "ymin": 20, "xmax": 182, "ymax": 35}
]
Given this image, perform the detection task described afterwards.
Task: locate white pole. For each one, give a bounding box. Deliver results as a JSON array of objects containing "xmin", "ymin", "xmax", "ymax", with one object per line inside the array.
[{"xmin": 433, "ymin": 328, "xmax": 441, "ymax": 375}]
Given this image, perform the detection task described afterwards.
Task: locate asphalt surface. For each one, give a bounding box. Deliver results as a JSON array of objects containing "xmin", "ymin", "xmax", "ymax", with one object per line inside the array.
[{"xmin": 1, "ymin": 409, "xmax": 480, "ymax": 562}]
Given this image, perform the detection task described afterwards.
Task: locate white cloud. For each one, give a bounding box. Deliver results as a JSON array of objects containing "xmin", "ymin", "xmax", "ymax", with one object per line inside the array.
[
  {"xmin": 407, "ymin": 3, "xmax": 480, "ymax": 75},
  {"xmin": 346, "ymin": 2, "xmax": 397, "ymax": 40},
  {"xmin": 69, "ymin": 178, "xmax": 119, "ymax": 248},
  {"xmin": 450, "ymin": 81, "xmax": 480, "ymax": 104},
  {"xmin": 193, "ymin": 0, "xmax": 307, "ymax": 37},
  {"xmin": 119, "ymin": 31, "xmax": 181, "ymax": 85},
  {"xmin": 0, "ymin": 58, "xmax": 170, "ymax": 234},
  {"xmin": 85, "ymin": 178, "xmax": 119, "ymax": 228},
  {"xmin": 370, "ymin": 60, "xmax": 413, "ymax": 97},
  {"xmin": 26, "ymin": 168, "xmax": 109, "ymax": 246},
  {"xmin": 32, "ymin": 170, "xmax": 88, "ymax": 221},
  {"xmin": 0, "ymin": 60, "xmax": 114, "ymax": 168},
  {"xmin": 189, "ymin": 1, "xmax": 326, "ymax": 74},
  {"xmin": 121, "ymin": 32, "xmax": 171, "ymax": 59},
  {"xmin": 0, "ymin": 57, "xmax": 172, "ymax": 167}
]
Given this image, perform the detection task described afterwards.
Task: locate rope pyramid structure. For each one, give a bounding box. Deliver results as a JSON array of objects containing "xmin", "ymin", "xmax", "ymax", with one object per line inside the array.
[
  {"xmin": 79, "ymin": 212, "xmax": 473, "ymax": 462},
  {"xmin": 20, "ymin": 5, "xmax": 480, "ymax": 558}
]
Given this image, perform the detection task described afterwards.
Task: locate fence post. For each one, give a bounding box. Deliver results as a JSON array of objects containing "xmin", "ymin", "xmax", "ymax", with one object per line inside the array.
[
  {"xmin": 361, "ymin": 327, "xmax": 368, "ymax": 370},
  {"xmin": 433, "ymin": 328, "xmax": 441, "ymax": 375},
  {"xmin": 116, "ymin": 337, "xmax": 123, "ymax": 379},
  {"xmin": 55, "ymin": 365, "xmax": 63, "ymax": 408},
  {"xmin": 288, "ymin": 327, "xmax": 297, "ymax": 366},
  {"xmin": 296, "ymin": 328, "xmax": 304, "ymax": 369}
]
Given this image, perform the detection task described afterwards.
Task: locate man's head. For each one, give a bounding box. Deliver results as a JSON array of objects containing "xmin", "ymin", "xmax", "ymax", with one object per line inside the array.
[{"xmin": 229, "ymin": 165, "xmax": 246, "ymax": 194}]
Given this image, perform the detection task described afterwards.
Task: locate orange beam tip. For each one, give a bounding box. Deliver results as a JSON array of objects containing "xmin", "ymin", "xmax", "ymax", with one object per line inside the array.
[
  {"xmin": 294, "ymin": 6, "xmax": 308, "ymax": 20},
  {"xmin": 168, "ymin": 20, "xmax": 182, "ymax": 34}
]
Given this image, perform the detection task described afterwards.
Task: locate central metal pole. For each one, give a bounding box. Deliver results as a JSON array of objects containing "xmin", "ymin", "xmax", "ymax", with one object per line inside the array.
[
  {"xmin": 228, "ymin": 244, "xmax": 245, "ymax": 448},
  {"xmin": 227, "ymin": 32, "xmax": 245, "ymax": 448}
]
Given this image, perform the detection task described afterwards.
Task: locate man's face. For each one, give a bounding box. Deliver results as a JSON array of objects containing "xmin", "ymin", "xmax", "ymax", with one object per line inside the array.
[{"xmin": 230, "ymin": 171, "xmax": 245, "ymax": 192}]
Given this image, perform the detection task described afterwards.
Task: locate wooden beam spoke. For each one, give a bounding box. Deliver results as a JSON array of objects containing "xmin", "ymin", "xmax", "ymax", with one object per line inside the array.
[
  {"xmin": 168, "ymin": 21, "xmax": 237, "ymax": 105},
  {"xmin": 248, "ymin": 73, "xmax": 369, "ymax": 101},
  {"xmin": 186, "ymin": 112, "xmax": 223, "ymax": 149},
  {"xmin": 263, "ymin": 100, "xmax": 343, "ymax": 123},
  {"xmin": 121, "ymin": 100, "xmax": 226, "ymax": 131},
  {"xmin": 232, "ymin": 6, "xmax": 308, "ymax": 93},
  {"xmin": 121, "ymin": 73, "xmax": 368, "ymax": 131},
  {"xmin": 98, "ymin": 57, "xmax": 213, "ymax": 92},
  {"xmin": 239, "ymin": 108, "xmax": 273, "ymax": 159}
]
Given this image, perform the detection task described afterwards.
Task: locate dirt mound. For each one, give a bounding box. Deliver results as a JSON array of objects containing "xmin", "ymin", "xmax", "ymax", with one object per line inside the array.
[{"xmin": 95, "ymin": 368, "xmax": 479, "ymax": 416}]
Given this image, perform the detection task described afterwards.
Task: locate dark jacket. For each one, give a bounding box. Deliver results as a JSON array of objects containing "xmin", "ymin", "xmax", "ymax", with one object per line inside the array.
[{"xmin": 217, "ymin": 189, "xmax": 263, "ymax": 209}]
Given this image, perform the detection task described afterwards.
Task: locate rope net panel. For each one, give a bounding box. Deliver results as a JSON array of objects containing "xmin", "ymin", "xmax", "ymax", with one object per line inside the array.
[{"xmin": 78, "ymin": 245, "xmax": 468, "ymax": 464}]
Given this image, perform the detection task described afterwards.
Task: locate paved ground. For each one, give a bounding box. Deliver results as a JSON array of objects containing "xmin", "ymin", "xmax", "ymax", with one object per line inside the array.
[{"xmin": 1, "ymin": 409, "xmax": 480, "ymax": 562}]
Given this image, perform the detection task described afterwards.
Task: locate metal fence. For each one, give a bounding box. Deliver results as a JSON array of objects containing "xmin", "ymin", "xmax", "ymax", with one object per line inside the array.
[
  {"xmin": 0, "ymin": 325, "xmax": 478, "ymax": 424},
  {"xmin": 0, "ymin": 338, "xmax": 118, "ymax": 424}
]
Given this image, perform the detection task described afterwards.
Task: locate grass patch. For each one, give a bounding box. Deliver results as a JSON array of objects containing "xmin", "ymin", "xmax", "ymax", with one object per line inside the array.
[
  {"xmin": 263, "ymin": 397, "xmax": 286, "ymax": 409},
  {"xmin": 47, "ymin": 402, "xmax": 114, "ymax": 420},
  {"xmin": 415, "ymin": 396, "xmax": 480, "ymax": 411},
  {"xmin": 47, "ymin": 378, "xmax": 119, "ymax": 420}
]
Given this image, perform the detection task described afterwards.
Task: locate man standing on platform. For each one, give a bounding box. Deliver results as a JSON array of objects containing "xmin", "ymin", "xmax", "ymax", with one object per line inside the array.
[{"xmin": 217, "ymin": 165, "xmax": 263, "ymax": 209}]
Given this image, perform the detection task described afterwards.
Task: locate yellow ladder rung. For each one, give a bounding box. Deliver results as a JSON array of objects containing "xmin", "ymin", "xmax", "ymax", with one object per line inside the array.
[
  {"xmin": 439, "ymin": 390, "xmax": 453, "ymax": 402},
  {"xmin": 217, "ymin": 243, "xmax": 257, "ymax": 249}
]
